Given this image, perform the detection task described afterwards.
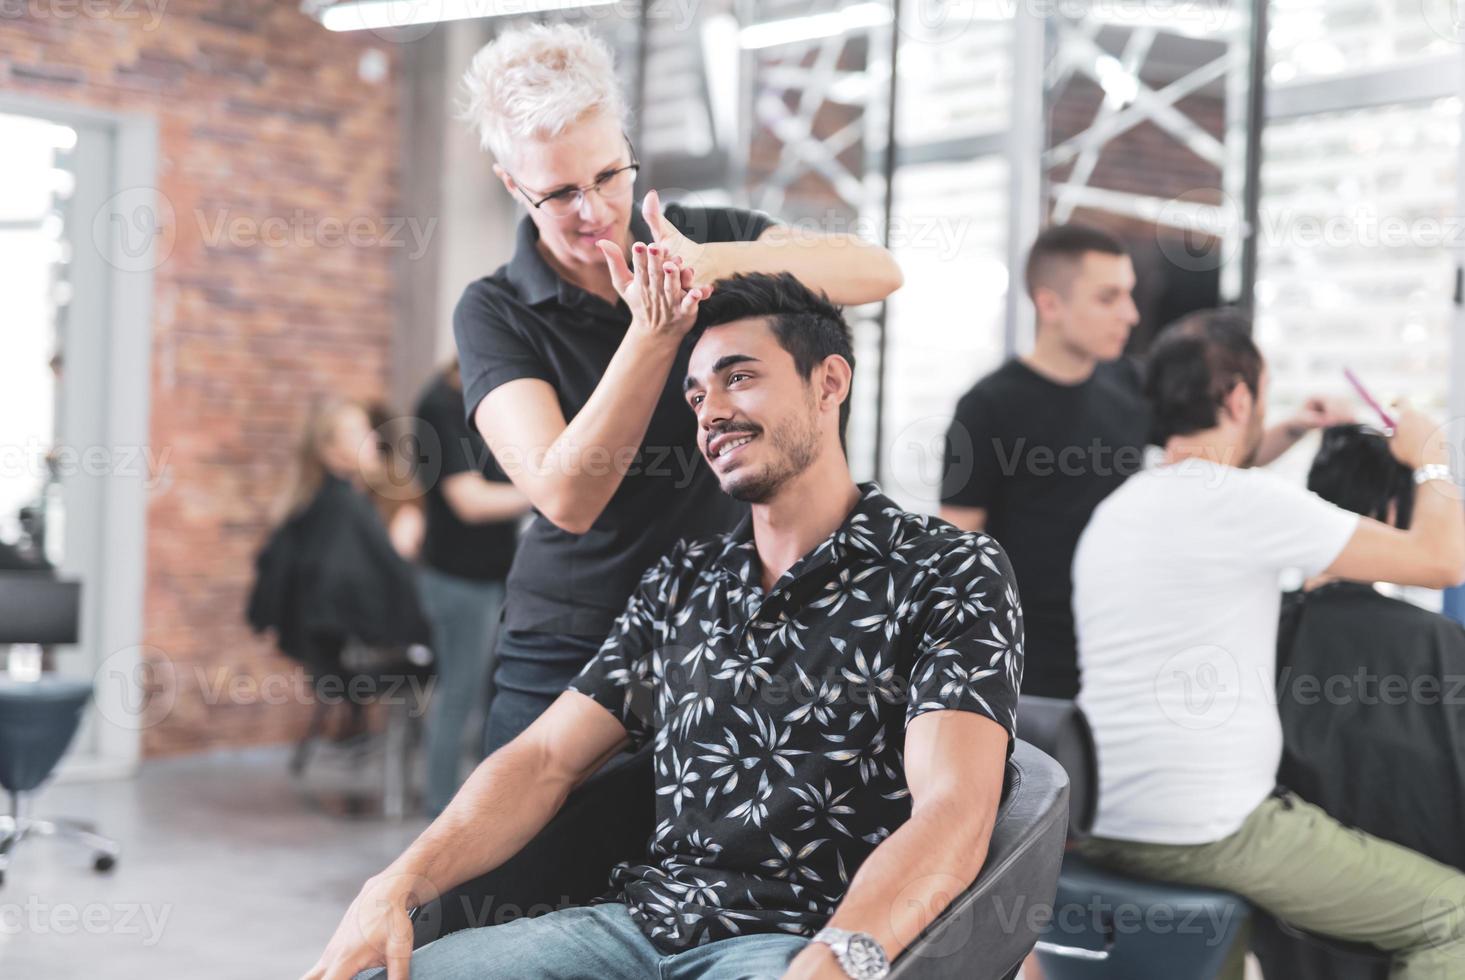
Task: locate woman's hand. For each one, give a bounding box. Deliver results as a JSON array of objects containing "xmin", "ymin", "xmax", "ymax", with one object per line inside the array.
[
  {"xmin": 638, "ymin": 189, "xmax": 711, "ymax": 284},
  {"xmin": 596, "ymin": 223, "xmax": 712, "ymax": 344}
]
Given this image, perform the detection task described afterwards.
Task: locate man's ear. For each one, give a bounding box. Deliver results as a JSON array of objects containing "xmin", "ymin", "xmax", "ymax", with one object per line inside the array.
[
  {"xmin": 818, "ymin": 355, "xmax": 853, "ymax": 413},
  {"xmin": 1221, "ymin": 379, "xmax": 1253, "ymax": 425},
  {"xmin": 1032, "ymin": 285, "xmax": 1063, "ymax": 326}
]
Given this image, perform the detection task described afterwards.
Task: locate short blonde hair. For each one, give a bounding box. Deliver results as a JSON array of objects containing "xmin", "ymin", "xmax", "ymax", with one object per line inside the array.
[{"xmin": 459, "ymin": 23, "xmax": 628, "ymax": 165}]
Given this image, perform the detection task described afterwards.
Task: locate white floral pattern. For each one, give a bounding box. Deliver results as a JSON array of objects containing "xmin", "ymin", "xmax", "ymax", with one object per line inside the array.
[{"xmin": 568, "ymin": 484, "xmax": 1023, "ymax": 953}]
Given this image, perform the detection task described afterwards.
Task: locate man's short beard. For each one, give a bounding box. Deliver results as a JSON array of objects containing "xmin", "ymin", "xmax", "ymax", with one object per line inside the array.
[{"xmin": 722, "ymin": 398, "xmax": 821, "ymax": 503}]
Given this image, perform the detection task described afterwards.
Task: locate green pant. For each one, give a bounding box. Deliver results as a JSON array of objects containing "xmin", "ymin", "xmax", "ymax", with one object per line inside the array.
[{"xmin": 1076, "ymin": 789, "xmax": 1465, "ymax": 980}]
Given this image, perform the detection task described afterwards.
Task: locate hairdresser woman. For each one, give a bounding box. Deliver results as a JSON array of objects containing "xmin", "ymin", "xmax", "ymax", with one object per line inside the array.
[{"xmin": 455, "ymin": 23, "xmax": 903, "ymax": 753}]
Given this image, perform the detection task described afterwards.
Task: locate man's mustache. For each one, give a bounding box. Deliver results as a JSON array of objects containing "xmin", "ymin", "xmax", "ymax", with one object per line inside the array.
[{"xmin": 703, "ymin": 422, "xmax": 762, "ymax": 452}]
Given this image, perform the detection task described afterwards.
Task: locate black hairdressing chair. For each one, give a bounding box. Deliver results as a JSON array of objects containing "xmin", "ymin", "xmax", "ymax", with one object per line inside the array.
[
  {"xmin": 0, "ymin": 573, "xmax": 120, "ymax": 885},
  {"xmin": 1018, "ymin": 697, "xmax": 1386, "ymax": 978},
  {"xmin": 1017, "ymin": 696, "xmax": 1251, "ymax": 978},
  {"xmin": 411, "ymin": 738, "xmax": 1069, "ymax": 979}
]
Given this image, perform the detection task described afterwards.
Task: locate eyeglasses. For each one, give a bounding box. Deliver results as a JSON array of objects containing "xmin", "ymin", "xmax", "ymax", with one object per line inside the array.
[{"xmin": 509, "ymin": 136, "xmax": 640, "ymax": 218}]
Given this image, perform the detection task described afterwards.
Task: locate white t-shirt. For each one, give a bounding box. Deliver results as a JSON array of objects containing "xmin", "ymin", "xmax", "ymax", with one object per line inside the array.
[{"xmin": 1073, "ymin": 458, "xmax": 1359, "ymax": 844}]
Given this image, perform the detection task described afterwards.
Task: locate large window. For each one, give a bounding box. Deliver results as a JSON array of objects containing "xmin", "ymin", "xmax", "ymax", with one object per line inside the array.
[
  {"xmin": 1257, "ymin": 98, "xmax": 1460, "ymax": 421},
  {"xmin": 880, "ymin": 156, "xmax": 1010, "ymax": 513},
  {"xmin": 0, "ymin": 112, "xmax": 74, "ymax": 566},
  {"xmin": 1268, "ymin": 0, "xmax": 1456, "ymax": 83}
]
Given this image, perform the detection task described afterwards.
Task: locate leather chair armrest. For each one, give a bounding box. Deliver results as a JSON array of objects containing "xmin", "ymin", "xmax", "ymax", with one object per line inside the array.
[{"xmin": 889, "ymin": 741, "xmax": 1070, "ymax": 980}]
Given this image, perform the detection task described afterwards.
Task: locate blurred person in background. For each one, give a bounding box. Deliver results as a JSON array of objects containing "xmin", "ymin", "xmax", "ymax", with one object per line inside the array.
[
  {"xmin": 364, "ymin": 400, "xmax": 427, "ymax": 561},
  {"xmin": 940, "ymin": 224, "xmax": 1351, "ymax": 699},
  {"xmin": 247, "ymin": 398, "xmax": 431, "ymax": 740},
  {"xmin": 454, "ymin": 23, "xmax": 904, "ymax": 753},
  {"xmin": 1072, "ymin": 312, "xmax": 1465, "ymax": 980},
  {"xmin": 1254, "ymin": 424, "xmax": 1465, "ymax": 979},
  {"xmin": 412, "ymin": 359, "xmax": 531, "ymax": 817}
]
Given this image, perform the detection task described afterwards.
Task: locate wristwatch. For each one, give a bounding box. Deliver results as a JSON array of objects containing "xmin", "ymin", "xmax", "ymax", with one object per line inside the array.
[
  {"xmin": 1414, "ymin": 463, "xmax": 1455, "ymax": 486},
  {"xmin": 812, "ymin": 926, "xmax": 890, "ymax": 979}
]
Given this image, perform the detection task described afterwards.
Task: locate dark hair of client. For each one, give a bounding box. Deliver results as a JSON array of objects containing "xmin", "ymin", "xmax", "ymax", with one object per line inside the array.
[
  {"xmin": 695, "ymin": 271, "xmax": 855, "ymax": 450},
  {"xmin": 1144, "ymin": 307, "xmax": 1263, "ymax": 445},
  {"xmin": 1024, "ymin": 222, "xmax": 1126, "ymax": 300},
  {"xmin": 1308, "ymin": 425, "xmax": 1415, "ymax": 529}
]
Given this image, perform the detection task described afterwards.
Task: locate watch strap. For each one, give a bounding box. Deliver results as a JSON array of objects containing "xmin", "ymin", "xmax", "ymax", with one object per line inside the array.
[{"xmin": 1414, "ymin": 463, "xmax": 1455, "ymax": 486}]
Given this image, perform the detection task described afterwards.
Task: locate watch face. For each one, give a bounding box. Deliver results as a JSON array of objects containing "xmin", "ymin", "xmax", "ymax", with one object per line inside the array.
[{"xmin": 845, "ymin": 934, "xmax": 888, "ymax": 978}]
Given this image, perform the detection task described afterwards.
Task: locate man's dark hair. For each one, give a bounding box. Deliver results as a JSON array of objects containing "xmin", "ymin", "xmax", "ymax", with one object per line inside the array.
[
  {"xmin": 1144, "ymin": 308, "xmax": 1264, "ymax": 445},
  {"xmin": 1024, "ymin": 223, "xmax": 1126, "ymax": 301},
  {"xmin": 1308, "ymin": 425, "xmax": 1415, "ymax": 529},
  {"xmin": 695, "ymin": 272, "xmax": 855, "ymax": 448}
]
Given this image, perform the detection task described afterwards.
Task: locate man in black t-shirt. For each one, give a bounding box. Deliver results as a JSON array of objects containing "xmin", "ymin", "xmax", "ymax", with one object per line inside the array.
[
  {"xmin": 940, "ymin": 225, "xmax": 1147, "ymax": 699},
  {"xmin": 413, "ymin": 362, "xmax": 531, "ymax": 816},
  {"xmin": 940, "ymin": 225, "xmax": 1354, "ymax": 699}
]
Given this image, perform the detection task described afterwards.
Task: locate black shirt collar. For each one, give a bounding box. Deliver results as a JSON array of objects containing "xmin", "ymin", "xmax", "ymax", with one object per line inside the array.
[
  {"xmin": 504, "ymin": 203, "xmax": 656, "ymax": 309},
  {"xmin": 711, "ymin": 482, "xmax": 895, "ymax": 592}
]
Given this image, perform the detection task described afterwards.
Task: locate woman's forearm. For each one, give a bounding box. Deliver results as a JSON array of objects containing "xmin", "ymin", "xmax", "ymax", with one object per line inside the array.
[
  {"xmin": 482, "ymin": 328, "xmax": 683, "ymax": 534},
  {"xmin": 699, "ymin": 230, "xmax": 903, "ymax": 306}
]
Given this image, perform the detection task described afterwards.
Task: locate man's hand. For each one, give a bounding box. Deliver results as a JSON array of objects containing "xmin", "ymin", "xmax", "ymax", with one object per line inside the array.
[
  {"xmin": 302, "ymin": 871, "xmax": 426, "ymax": 980},
  {"xmin": 1283, "ymin": 394, "xmax": 1355, "ymax": 439},
  {"xmin": 596, "ymin": 206, "xmax": 711, "ymax": 344},
  {"xmin": 1387, "ymin": 404, "xmax": 1447, "ymax": 470},
  {"xmin": 781, "ymin": 941, "xmax": 848, "ymax": 980}
]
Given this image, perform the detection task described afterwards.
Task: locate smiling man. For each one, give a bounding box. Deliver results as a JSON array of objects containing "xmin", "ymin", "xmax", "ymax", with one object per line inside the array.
[{"xmin": 308, "ymin": 272, "xmax": 1023, "ymax": 980}]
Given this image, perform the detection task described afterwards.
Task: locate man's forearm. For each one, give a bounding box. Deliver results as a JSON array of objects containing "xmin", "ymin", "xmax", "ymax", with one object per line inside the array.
[
  {"xmin": 1406, "ymin": 443, "xmax": 1465, "ymax": 584},
  {"xmin": 810, "ymin": 798, "xmax": 992, "ymax": 963},
  {"xmin": 700, "ymin": 232, "xmax": 903, "ymax": 306},
  {"xmin": 1254, "ymin": 421, "xmax": 1305, "ymax": 467},
  {"xmin": 379, "ymin": 739, "xmax": 572, "ymax": 905}
]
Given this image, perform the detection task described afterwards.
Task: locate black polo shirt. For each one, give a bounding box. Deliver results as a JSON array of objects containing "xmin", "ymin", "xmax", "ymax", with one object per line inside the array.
[
  {"xmin": 453, "ymin": 202, "xmax": 774, "ymax": 637},
  {"xmin": 567, "ymin": 483, "xmax": 1024, "ymax": 953},
  {"xmin": 412, "ymin": 375, "xmax": 517, "ymax": 583}
]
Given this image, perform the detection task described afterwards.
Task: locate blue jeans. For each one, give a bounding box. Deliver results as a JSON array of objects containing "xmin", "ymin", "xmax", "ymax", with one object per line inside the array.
[
  {"xmin": 355, "ymin": 902, "xmax": 809, "ymax": 979},
  {"xmin": 482, "ymin": 630, "xmax": 602, "ymax": 755},
  {"xmin": 418, "ymin": 568, "xmax": 505, "ymax": 815}
]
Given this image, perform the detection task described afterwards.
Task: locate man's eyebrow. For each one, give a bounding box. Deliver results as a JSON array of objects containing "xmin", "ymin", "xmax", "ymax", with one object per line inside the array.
[{"xmin": 683, "ymin": 355, "xmax": 761, "ymax": 393}]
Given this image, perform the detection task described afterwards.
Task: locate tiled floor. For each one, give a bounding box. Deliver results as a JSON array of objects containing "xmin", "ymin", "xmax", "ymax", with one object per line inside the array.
[{"xmin": 0, "ymin": 744, "xmax": 429, "ymax": 980}]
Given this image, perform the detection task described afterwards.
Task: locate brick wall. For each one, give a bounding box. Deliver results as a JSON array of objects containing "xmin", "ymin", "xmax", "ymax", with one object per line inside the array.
[{"xmin": 0, "ymin": 1, "xmax": 402, "ymax": 755}]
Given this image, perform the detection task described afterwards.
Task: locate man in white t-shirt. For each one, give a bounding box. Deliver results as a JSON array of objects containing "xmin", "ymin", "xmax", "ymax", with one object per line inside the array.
[{"xmin": 1073, "ymin": 309, "xmax": 1465, "ymax": 980}]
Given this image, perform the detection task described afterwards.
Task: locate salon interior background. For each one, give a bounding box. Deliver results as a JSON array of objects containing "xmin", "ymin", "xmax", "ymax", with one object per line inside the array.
[{"xmin": 1, "ymin": 0, "xmax": 1462, "ymax": 771}]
